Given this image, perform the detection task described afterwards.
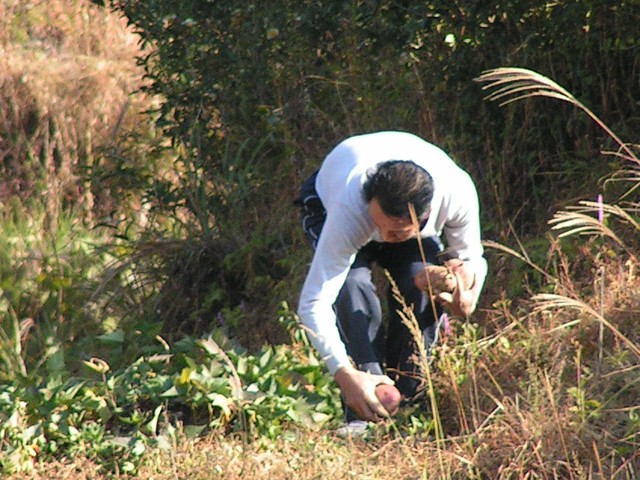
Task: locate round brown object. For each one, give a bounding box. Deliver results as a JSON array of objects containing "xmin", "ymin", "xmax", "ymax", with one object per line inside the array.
[{"xmin": 375, "ymin": 384, "xmax": 402, "ymax": 416}]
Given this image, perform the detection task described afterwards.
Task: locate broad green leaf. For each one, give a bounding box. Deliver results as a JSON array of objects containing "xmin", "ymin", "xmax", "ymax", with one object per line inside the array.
[
  {"xmin": 160, "ymin": 386, "xmax": 180, "ymax": 398},
  {"xmin": 96, "ymin": 330, "xmax": 125, "ymax": 345},
  {"xmin": 143, "ymin": 405, "xmax": 163, "ymax": 436}
]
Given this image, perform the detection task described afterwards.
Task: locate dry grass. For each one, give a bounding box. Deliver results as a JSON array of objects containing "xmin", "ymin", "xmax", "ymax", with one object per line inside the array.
[
  {"xmin": 0, "ymin": 0, "xmax": 150, "ymax": 222},
  {"xmin": 3, "ymin": 431, "xmax": 454, "ymax": 479},
  {"xmin": 10, "ymin": 245, "xmax": 638, "ymax": 479}
]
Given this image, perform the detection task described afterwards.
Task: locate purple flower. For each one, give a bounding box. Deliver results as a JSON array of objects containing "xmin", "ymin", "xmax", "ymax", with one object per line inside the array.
[
  {"xmin": 442, "ymin": 312, "xmax": 451, "ymax": 336},
  {"xmin": 597, "ymin": 194, "xmax": 604, "ymax": 224}
]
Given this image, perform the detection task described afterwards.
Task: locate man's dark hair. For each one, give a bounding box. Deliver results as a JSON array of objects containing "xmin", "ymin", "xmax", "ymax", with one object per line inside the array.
[{"xmin": 362, "ymin": 160, "xmax": 433, "ymax": 219}]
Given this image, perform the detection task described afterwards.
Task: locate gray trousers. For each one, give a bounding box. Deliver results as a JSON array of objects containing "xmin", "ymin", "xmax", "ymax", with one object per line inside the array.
[{"xmin": 297, "ymin": 172, "xmax": 443, "ymax": 417}]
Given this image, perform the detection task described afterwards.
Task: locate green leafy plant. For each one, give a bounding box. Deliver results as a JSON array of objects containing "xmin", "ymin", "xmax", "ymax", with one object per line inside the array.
[
  {"xmin": 0, "ymin": 199, "xmax": 117, "ymax": 380},
  {"xmin": 0, "ymin": 302, "xmax": 340, "ymax": 475}
]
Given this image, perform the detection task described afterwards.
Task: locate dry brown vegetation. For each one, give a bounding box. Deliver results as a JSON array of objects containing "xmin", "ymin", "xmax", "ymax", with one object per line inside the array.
[{"xmin": 0, "ymin": 0, "xmax": 149, "ymax": 221}]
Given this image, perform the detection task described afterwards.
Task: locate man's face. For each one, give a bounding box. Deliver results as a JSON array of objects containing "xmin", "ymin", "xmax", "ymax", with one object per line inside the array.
[{"xmin": 368, "ymin": 197, "xmax": 423, "ymax": 243}]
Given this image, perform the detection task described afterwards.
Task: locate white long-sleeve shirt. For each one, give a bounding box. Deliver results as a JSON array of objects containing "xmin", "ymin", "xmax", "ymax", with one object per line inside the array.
[{"xmin": 297, "ymin": 131, "xmax": 487, "ymax": 374}]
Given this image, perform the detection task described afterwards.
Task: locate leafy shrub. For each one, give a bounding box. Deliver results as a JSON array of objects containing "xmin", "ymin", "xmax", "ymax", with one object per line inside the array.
[
  {"xmin": 113, "ymin": 0, "xmax": 640, "ymax": 237},
  {"xmin": 100, "ymin": 0, "xmax": 640, "ymax": 342},
  {"xmin": 0, "ymin": 303, "xmax": 340, "ymax": 475},
  {"xmin": 0, "ymin": 199, "xmax": 117, "ymax": 379}
]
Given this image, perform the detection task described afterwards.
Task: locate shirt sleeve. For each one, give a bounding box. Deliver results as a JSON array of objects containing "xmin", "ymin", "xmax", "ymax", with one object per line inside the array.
[
  {"xmin": 297, "ymin": 204, "xmax": 367, "ymax": 375},
  {"xmin": 442, "ymin": 171, "xmax": 488, "ymax": 289}
]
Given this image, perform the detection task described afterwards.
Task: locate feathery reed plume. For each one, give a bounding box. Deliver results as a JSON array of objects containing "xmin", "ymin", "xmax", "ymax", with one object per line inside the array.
[
  {"xmin": 478, "ymin": 67, "xmax": 640, "ymax": 374},
  {"xmin": 531, "ymin": 293, "xmax": 640, "ymax": 359},
  {"xmin": 604, "ymin": 161, "xmax": 640, "ymax": 200},
  {"xmin": 385, "ymin": 271, "xmax": 432, "ymax": 377},
  {"xmin": 475, "ymin": 67, "xmax": 639, "ymax": 166},
  {"xmin": 384, "ymin": 270, "xmax": 446, "ymax": 474},
  {"xmin": 548, "ymin": 200, "xmax": 640, "ymax": 264}
]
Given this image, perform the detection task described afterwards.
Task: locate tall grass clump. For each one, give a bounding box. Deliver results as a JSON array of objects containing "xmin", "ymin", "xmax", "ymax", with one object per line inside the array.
[
  {"xmin": 387, "ymin": 67, "xmax": 640, "ymax": 477},
  {"xmin": 0, "ymin": 0, "xmax": 168, "ymax": 374},
  {"xmin": 0, "ymin": 199, "xmax": 118, "ymax": 380}
]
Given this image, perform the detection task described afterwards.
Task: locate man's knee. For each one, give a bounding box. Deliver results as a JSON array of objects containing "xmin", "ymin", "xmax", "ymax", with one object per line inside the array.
[{"xmin": 335, "ymin": 267, "xmax": 380, "ymax": 318}]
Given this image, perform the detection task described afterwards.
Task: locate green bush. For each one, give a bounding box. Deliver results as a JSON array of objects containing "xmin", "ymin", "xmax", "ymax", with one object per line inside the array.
[
  {"xmin": 0, "ymin": 304, "xmax": 340, "ymax": 475},
  {"xmin": 0, "ymin": 199, "xmax": 114, "ymax": 379},
  {"xmin": 114, "ymin": 0, "xmax": 640, "ymax": 236}
]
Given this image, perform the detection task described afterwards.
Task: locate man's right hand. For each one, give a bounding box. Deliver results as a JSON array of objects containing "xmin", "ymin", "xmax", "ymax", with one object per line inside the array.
[{"xmin": 334, "ymin": 365, "xmax": 395, "ymax": 422}]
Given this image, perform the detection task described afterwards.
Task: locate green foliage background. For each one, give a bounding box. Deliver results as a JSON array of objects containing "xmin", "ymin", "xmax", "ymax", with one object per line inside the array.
[
  {"xmin": 97, "ymin": 0, "xmax": 640, "ymax": 340},
  {"xmin": 1, "ymin": 0, "xmax": 640, "ymax": 476},
  {"xmin": 116, "ymin": 0, "xmax": 639, "ymax": 230}
]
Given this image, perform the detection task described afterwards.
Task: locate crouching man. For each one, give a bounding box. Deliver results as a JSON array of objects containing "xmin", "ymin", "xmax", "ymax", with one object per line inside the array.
[{"xmin": 296, "ymin": 131, "xmax": 487, "ymax": 432}]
